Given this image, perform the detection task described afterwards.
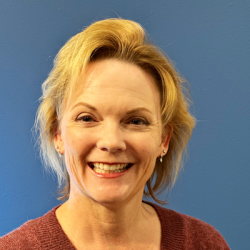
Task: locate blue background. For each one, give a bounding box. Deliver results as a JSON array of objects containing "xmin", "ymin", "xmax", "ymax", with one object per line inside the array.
[{"xmin": 0, "ymin": 1, "xmax": 249, "ymax": 249}]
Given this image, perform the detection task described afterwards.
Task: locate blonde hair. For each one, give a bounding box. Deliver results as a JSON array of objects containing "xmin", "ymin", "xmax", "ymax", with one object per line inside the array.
[{"xmin": 35, "ymin": 18, "xmax": 196, "ymax": 203}]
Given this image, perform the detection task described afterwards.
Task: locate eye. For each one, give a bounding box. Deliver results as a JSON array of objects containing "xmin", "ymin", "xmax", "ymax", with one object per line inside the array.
[
  {"xmin": 129, "ymin": 118, "xmax": 149, "ymax": 125},
  {"xmin": 76, "ymin": 115, "xmax": 95, "ymax": 122}
]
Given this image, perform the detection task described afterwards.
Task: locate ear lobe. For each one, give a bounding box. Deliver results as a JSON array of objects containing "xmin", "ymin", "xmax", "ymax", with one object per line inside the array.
[
  {"xmin": 54, "ymin": 126, "xmax": 65, "ymax": 154},
  {"xmin": 161, "ymin": 124, "xmax": 173, "ymax": 152}
]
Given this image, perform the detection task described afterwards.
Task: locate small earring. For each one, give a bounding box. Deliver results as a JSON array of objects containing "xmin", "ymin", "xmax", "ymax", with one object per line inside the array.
[
  {"xmin": 160, "ymin": 150, "xmax": 166, "ymax": 163},
  {"xmin": 160, "ymin": 155, "xmax": 163, "ymax": 163},
  {"xmin": 56, "ymin": 146, "xmax": 61, "ymax": 158}
]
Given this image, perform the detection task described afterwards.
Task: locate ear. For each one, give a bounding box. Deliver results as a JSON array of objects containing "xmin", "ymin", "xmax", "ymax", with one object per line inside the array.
[
  {"xmin": 54, "ymin": 125, "xmax": 65, "ymax": 155},
  {"xmin": 160, "ymin": 124, "xmax": 173, "ymax": 154}
]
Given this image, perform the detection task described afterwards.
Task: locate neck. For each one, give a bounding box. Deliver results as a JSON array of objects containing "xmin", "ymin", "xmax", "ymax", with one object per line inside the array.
[
  {"xmin": 56, "ymin": 188, "xmax": 158, "ymax": 248},
  {"xmin": 65, "ymin": 190, "xmax": 146, "ymax": 232}
]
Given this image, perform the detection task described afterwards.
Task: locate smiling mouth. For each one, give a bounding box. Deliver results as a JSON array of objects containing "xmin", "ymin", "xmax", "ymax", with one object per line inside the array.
[{"xmin": 89, "ymin": 162, "xmax": 133, "ymax": 174}]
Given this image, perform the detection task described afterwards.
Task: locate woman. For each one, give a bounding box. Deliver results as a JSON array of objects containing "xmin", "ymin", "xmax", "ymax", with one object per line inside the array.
[{"xmin": 0, "ymin": 18, "xmax": 230, "ymax": 249}]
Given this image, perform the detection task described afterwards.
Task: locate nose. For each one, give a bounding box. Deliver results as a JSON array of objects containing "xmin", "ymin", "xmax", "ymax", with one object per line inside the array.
[{"xmin": 96, "ymin": 122, "xmax": 126, "ymax": 153}]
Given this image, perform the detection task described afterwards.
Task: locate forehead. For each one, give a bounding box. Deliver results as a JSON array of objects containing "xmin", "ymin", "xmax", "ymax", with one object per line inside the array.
[{"xmin": 67, "ymin": 59, "xmax": 161, "ymax": 112}]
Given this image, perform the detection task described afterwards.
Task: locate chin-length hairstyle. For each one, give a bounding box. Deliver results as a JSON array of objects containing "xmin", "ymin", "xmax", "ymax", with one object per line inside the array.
[{"xmin": 35, "ymin": 18, "xmax": 196, "ymax": 204}]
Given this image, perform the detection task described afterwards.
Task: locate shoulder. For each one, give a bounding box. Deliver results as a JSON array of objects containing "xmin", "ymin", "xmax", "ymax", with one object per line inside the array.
[
  {"xmin": 146, "ymin": 202, "xmax": 230, "ymax": 250},
  {"xmin": 0, "ymin": 206, "xmax": 74, "ymax": 250},
  {"xmin": 179, "ymin": 211, "xmax": 230, "ymax": 249}
]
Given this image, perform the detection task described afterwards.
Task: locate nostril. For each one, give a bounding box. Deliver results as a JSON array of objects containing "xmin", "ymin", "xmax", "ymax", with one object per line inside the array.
[
  {"xmin": 96, "ymin": 131, "xmax": 127, "ymax": 152},
  {"xmin": 97, "ymin": 143, "xmax": 126, "ymax": 153},
  {"xmin": 100, "ymin": 147, "xmax": 109, "ymax": 152}
]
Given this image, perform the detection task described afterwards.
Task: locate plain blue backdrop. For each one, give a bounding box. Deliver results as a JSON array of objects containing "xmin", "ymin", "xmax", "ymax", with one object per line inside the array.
[{"xmin": 0, "ymin": 1, "xmax": 249, "ymax": 249}]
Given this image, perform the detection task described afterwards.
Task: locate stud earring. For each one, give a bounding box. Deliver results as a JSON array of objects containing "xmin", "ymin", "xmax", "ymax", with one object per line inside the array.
[
  {"xmin": 160, "ymin": 150, "xmax": 166, "ymax": 163},
  {"xmin": 56, "ymin": 146, "xmax": 61, "ymax": 158}
]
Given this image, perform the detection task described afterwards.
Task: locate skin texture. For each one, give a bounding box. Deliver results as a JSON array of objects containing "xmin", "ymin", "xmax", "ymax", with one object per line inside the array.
[{"xmin": 54, "ymin": 59, "xmax": 171, "ymax": 249}]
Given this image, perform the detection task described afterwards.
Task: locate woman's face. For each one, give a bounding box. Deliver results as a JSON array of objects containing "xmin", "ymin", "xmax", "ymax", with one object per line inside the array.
[{"xmin": 55, "ymin": 59, "xmax": 170, "ymax": 204}]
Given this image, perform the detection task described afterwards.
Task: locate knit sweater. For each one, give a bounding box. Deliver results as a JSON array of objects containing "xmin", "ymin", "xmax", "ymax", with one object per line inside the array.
[{"xmin": 0, "ymin": 202, "xmax": 230, "ymax": 249}]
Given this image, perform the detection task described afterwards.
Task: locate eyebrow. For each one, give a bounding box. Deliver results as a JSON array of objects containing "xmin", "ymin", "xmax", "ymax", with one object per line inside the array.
[
  {"xmin": 126, "ymin": 107, "xmax": 152, "ymax": 115},
  {"xmin": 71, "ymin": 102, "xmax": 152, "ymax": 114},
  {"xmin": 71, "ymin": 102, "xmax": 97, "ymax": 111}
]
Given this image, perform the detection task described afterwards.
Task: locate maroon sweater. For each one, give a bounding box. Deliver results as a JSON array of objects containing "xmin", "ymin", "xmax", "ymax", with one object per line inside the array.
[{"xmin": 0, "ymin": 202, "xmax": 230, "ymax": 249}]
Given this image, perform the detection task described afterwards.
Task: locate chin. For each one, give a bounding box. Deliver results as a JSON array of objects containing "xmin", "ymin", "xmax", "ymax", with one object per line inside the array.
[
  {"xmin": 91, "ymin": 190, "xmax": 134, "ymax": 205},
  {"xmin": 88, "ymin": 196, "xmax": 125, "ymax": 207}
]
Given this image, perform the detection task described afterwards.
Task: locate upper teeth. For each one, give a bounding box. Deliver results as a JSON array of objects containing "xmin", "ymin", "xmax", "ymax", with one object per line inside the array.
[{"xmin": 93, "ymin": 163, "xmax": 128, "ymax": 171}]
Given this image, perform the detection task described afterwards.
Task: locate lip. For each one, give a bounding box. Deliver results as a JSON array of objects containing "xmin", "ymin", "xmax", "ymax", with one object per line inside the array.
[
  {"xmin": 88, "ymin": 162, "xmax": 133, "ymax": 178},
  {"xmin": 89, "ymin": 162, "xmax": 131, "ymax": 165}
]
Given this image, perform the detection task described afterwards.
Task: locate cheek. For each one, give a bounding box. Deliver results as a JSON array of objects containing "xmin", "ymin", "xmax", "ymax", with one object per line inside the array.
[
  {"xmin": 64, "ymin": 128, "xmax": 92, "ymax": 155},
  {"xmin": 63, "ymin": 129, "xmax": 94, "ymax": 189},
  {"xmin": 131, "ymin": 132, "xmax": 161, "ymax": 161},
  {"xmin": 63, "ymin": 129, "xmax": 91, "ymax": 175},
  {"xmin": 145, "ymin": 130, "xmax": 162, "ymax": 151}
]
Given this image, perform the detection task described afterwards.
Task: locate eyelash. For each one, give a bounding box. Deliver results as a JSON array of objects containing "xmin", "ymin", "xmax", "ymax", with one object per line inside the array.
[
  {"xmin": 128, "ymin": 118, "xmax": 149, "ymax": 126},
  {"xmin": 76, "ymin": 115, "xmax": 149, "ymax": 126},
  {"xmin": 76, "ymin": 115, "xmax": 95, "ymax": 122}
]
